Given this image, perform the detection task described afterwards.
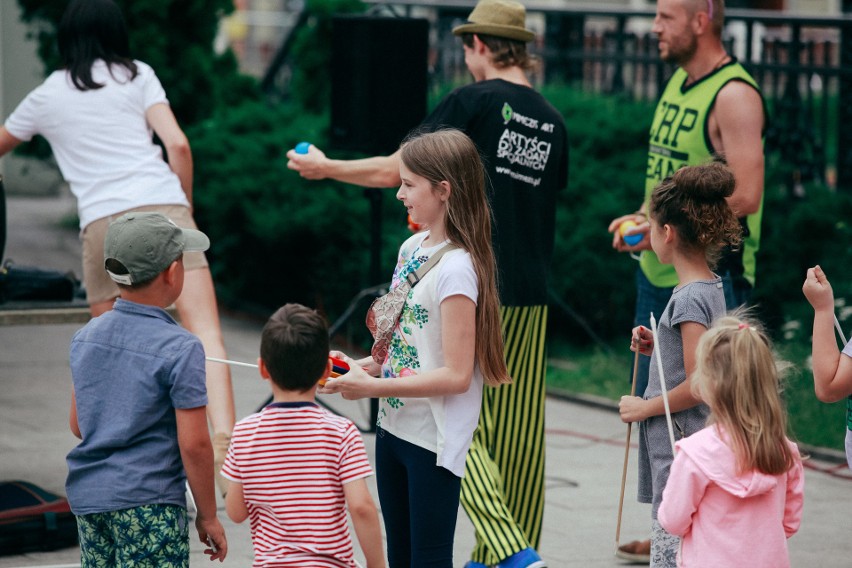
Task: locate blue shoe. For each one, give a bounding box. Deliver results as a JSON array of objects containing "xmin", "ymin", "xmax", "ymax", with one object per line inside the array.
[
  {"xmin": 463, "ymin": 562, "xmax": 489, "ymax": 568},
  {"xmin": 495, "ymin": 548, "xmax": 547, "ymax": 568}
]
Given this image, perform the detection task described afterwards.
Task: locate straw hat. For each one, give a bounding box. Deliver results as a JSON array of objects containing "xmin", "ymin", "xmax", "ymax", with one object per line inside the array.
[{"xmin": 452, "ymin": 0, "xmax": 535, "ymax": 43}]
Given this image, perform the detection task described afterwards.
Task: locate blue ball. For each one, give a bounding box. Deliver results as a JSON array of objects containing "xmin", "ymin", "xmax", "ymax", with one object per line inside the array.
[
  {"xmin": 295, "ymin": 141, "xmax": 311, "ymax": 154},
  {"xmin": 623, "ymin": 233, "xmax": 643, "ymax": 246}
]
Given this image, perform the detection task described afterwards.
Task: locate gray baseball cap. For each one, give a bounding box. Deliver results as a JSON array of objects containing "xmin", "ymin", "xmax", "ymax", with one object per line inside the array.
[{"xmin": 104, "ymin": 212, "xmax": 210, "ymax": 285}]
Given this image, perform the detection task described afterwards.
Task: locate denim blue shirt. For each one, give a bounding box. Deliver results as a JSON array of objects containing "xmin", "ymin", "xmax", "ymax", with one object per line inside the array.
[{"xmin": 66, "ymin": 298, "xmax": 207, "ymax": 515}]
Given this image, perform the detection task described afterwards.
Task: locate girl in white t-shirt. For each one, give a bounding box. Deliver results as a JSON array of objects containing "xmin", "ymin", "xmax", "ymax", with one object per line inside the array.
[
  {"xmin": 0, "ymin": 0, "xmax": 235, "ymax": 496},
  {"xmin": 322, "ymin": 129, "xmax": 510, "ymax": 567}
]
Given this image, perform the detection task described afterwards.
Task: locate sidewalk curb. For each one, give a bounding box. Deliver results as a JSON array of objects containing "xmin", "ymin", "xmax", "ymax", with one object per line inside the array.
[{"xmin": 545, "ymin": 387, "xmax": 849, "ymax": 465}]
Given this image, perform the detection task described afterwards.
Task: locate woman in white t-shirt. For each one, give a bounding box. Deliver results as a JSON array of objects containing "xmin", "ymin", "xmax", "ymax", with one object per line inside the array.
[
  {"xmin": 0, "ymin": 0, "xmax": 235, "ymax": 492},
  {"xmin": 322, "ymin": 129, "xmax": 511, "ymax": 567}
]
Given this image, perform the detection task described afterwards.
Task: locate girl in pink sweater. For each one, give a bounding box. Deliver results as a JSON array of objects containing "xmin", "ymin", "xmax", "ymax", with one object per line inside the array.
[{"xmin": 658, "ymin": 314, "xmax": 804, "ymax": 567}]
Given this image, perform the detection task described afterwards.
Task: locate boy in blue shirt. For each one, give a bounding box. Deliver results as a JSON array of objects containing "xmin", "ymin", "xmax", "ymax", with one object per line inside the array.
[{"xmin": 67, "ymin": 212, "xmax": 227, "ymax": 565}]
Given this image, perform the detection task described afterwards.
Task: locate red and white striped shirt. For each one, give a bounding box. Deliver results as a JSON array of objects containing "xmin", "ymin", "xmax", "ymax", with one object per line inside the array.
[{"xmin": 221, "ymin": 402, "xmax": 374, "ymax": 567}]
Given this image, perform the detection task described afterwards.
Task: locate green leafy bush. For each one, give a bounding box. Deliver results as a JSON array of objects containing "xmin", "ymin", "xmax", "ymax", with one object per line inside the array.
[
  {"xmin": 16, "ymin": 0, "xmax": 258, "ymax": 129},
  {"xmin": 752, "ymin": 183, "xmax": 852, "ymax": 334},
  {"xmin": 543, "ymin": 87, "xmax": 656, "ymax": 342},
  {"xmin": 188, "ymin": 100, "xmax": 410, "ymax": 321}
]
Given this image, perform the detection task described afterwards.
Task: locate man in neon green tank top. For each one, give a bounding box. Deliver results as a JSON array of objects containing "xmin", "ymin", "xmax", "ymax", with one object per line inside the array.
[{"xmin": 608, "ymin": 0, "xmax": 766, "ymax": 562}]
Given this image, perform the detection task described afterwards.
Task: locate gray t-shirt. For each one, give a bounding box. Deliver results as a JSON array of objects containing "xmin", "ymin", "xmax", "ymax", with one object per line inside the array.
[{"xmin": 638, "ymin": 277, "xmax": 726, "ymax": 517}]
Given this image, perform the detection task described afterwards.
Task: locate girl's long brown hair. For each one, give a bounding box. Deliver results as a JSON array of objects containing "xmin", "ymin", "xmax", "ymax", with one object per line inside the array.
[
  {"xmin": 692, "ymin": 313, "xmax": 798, "ymax": 475},
  {"xmin": 400, "ymin": 129, "xmax": 511, "ymax": 386}
]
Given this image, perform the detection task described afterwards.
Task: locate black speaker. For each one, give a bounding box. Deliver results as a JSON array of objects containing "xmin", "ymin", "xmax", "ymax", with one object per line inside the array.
[{"xmin": 330, "ymin": 16, "xmax": 429, "ymax": 155}]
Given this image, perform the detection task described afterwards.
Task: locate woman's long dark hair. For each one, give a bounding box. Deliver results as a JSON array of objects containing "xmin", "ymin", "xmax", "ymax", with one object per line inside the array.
[{"xmin": 58, "ymin": 0, "xmax": 138, "ymax": 91}]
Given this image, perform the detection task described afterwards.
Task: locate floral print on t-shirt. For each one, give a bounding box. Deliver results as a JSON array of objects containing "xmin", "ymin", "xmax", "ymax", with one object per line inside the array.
[{"xmin": 377, "ymin": 246, "xmax": 434, "ymax": 424}]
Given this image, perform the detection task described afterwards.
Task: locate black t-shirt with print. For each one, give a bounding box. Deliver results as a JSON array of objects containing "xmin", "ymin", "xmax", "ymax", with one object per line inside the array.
[{"xmin": 420, "ymin": 79, "xmax": 569, "ymax": 306}]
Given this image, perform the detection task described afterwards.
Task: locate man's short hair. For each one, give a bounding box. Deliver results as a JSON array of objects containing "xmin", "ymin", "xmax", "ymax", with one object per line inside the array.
[{"xmin": 260, "ymin": 303, "xmax": 329, "ymax": 392}]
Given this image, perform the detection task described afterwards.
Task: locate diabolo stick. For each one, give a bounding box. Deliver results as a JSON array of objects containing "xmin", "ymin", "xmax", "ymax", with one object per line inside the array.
[
  {"xmin": 615, "ymin": 346, "xmax": 641, "ymax": 550},
  {"xmin": 834, "ymin": 315, "xmax": 848, "ymax": 345},
  {"xmin": 650, "ymin": 312, "xmax": 677, "ymax": 455}
]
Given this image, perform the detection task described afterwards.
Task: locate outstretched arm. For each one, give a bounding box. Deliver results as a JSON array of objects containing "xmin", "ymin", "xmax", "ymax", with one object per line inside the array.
[{"xmin": 286, "ymin": 145, "xmax": 402, "ymax": 189}]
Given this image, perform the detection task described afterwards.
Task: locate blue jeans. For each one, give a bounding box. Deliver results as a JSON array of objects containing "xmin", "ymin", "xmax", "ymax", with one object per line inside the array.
[
  {"xmin": 631, "ymin": 269, "xmax": 752, "ymax": 397},
  {"xmin": 376, "ymin": 427, "xmax": 461, "ymax": 568},
  {"xmin": 720, "ymin": 270, "xmax": 752, "ymax": 312}
]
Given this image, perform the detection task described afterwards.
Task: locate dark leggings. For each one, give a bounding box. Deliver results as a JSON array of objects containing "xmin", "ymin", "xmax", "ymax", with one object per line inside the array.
[{"xmin": 375, "ymin": 427, "xmax": 461, "ymax": 568}]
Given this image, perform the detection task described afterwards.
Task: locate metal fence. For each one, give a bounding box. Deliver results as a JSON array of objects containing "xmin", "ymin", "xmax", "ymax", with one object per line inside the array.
[
  {"xmin": 265, "ymin": 1, "xmax": 852, "ymax": 189},
  {"xmin": 364, "ymin": 1, "xmax": 852, "ymax": 191}
]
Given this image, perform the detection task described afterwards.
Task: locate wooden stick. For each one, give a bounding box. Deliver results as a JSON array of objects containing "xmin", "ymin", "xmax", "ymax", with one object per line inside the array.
[
  {"xmin": 650, "ymin": 312, "xmax": 677, "ymax": 455},
  {"xmin": 615, "ymin": 346, "xmax": 641, "ymax": 549}
]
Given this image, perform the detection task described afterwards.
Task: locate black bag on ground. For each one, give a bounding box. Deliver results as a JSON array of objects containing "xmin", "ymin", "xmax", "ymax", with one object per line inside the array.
[
  {"xmin": 0, "ymin": 480, "xmax": 78, "ymax": 555},
  {"xmin": 0, "ymin": 175, "xmax": 81, "ymax": 305},
  {"xmin": 0, "ymin": 260, "xmax": 79, "ymax": 304}
]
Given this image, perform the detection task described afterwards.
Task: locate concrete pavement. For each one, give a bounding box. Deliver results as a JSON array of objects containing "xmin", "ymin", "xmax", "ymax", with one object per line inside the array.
[{"xmin": 1, "ymin": 193, "xmax": 850, "ymax": 566}]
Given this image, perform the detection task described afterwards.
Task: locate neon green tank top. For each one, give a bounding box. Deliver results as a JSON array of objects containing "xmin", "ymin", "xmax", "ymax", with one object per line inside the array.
[{"xmin": 640, "ymin": 62, "xmax": 764, "ymax": 288}]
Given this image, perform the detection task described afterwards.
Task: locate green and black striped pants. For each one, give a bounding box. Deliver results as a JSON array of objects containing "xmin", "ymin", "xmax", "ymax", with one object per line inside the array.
[{"xmin": 461, "ymin": 304, "xmax": 548, "ymax": 565}]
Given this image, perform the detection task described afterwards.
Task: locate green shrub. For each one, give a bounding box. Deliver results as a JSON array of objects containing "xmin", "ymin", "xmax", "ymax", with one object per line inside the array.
[
  {"xmin": 543, "ymin": 86, "xmax": 656, "ymax": 342},
  {"xmin": 16, "ymin": 0, "xmax": 257, "ymax": 128},
  {"xmin": 752, "ymin": 182, "xmax": 852, "ymax": 335},
  {"xmin": 188, "ymin": 100, "xmax": 410, "ymax": 321}
]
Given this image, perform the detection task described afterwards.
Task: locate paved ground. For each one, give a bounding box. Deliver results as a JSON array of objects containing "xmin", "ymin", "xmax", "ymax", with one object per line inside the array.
[{"xmin": 1, "ymin": 193, "xmax": 851, "ymax": 566}]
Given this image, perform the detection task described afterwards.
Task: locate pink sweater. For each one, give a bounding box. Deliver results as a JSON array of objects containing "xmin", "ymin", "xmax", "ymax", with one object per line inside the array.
[{"xmin": 658, "ymin": 425, "xmax": 804, "ymax": 568}]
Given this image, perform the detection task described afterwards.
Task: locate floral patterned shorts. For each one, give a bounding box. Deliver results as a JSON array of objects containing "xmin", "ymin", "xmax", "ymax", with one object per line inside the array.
[{"xmin": 76, "ymin": 504, "xmax": 189, "ymax": 567}]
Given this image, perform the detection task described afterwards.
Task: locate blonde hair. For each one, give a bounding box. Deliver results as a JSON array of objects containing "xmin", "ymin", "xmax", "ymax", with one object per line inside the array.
[
  {"xmin": 400, "ymin": 129, "xmax": 511, "ymax": 386},
  {"xmin": 650, "ymin": 160, "xmax": 742, "ymax": 268},
  {"xmin": 691, "ymin": 312, "xmax": 797, "ymax": 475}
]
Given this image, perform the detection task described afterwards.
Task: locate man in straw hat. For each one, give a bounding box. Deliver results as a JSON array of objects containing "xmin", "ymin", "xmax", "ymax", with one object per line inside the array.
[{"xmin": 287, "ymin": 1, "xmax": 567, "ymax": 566}]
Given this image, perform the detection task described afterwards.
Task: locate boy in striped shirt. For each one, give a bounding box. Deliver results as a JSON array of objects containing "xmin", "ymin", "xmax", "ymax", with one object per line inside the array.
[{"xmin": 222, "ymin": 303, "xmax": 385, "ymax": 567}]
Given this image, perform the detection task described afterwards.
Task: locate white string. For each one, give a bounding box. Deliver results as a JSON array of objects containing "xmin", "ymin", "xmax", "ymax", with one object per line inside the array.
[
  {"xmin": 650, "ymin": 312, "xmax": 677, "ymax": 455},
  {"xmin": 206, "ymin": 356, "xmax": 258, "ymax": 369},
  {"xmin": 834, "ymin": 315, "xmax": 848, "ymax": 346}
]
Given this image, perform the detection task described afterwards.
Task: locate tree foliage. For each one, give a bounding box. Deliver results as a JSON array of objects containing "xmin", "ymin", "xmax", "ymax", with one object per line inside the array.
[{"xmin": 16, "ymin": 0, "xmax": 258, "ymax": 127}]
